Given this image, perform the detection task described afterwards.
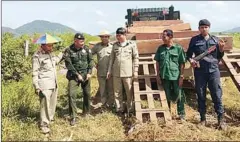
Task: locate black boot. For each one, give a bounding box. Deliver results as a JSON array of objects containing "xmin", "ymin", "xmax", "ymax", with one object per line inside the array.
[{"xmin": 198, "ymin": 114, "xmax": 207, "ymax": 126}]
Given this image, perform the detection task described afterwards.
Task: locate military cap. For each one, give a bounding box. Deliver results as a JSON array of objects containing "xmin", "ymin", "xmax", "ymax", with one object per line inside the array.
[
  {"xmin": 199, "ymin": 19, "xmax": 211, "ymax": 27},
  {"xmin": 74, "ymin": 33, "xmax": 85, "ymax": 40},
  {"xmin": 163, "ymin": 29, "xmax": 173, "ymax": 37},
  {"xmin": 116, "ymin": 27, "xmax": 127, "ymax": 34}
]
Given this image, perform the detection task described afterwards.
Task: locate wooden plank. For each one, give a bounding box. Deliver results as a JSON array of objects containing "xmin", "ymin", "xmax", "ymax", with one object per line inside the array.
[
  {"xmin": 222, "ymin": 56, "xmax": 240, "ymax": 92},
  {"xmin": 136, "ymin": 109, "xmax": 169, "ymax": 113},
  {"xmin": 135, "ymin": 31, "xmax": 200, "ymax": 40},
  {"xmin": 138, "ymin": 75, "xmax": 157, "ymax": 78},
  {"xmin": 128, "ymin": 23, "xmax": 191, "ymax": 33},
  {"xmin": 135, "ymin": 101, "xmax": 142, "ymax": 111},
  {"xmin": 132, "ymin": 20, "xmax": 184, "ymax": 27},
  {"xmin": 135, "ymin": 112, "xmax": 143, "ymax": 122},
  {"xmin": 134, "ymin": 90, "xmax": 165, "ymax": 94},
  {"xmin": 139, "ymin": 56, "xmax": 153, "ymax": 60},
  {"xmin": 145, "ymin": 78, "xmax": 152, "ymax": 91},
  {"xmin": 237, "ymin": 62, "xmax": 240, "ymax": 67},
  {"xmin": 136, "ymin": 36, "xmax": 233, "ymax": 54},
  {"xmin": 223, "ymin": 59, "xmax": 240, "ymax": 62},
  {"xmin": 138, "ymin": 61, "xmax": 156, "ymax": 65},
  {"xmin": 143, "ymin": 64, "xmax": 150, "ymax": 75}
]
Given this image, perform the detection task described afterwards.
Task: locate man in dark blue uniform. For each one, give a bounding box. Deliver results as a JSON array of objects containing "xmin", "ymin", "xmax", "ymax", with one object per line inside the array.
[{"xmin": 186, "ymin": 19, "xmax": 226, "ymax": 130}]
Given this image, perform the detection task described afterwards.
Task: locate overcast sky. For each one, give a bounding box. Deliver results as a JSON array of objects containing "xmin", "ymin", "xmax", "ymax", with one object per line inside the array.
[{"xmin": 2, "ymin": 1, "xmax": 240, "ymax": 35}]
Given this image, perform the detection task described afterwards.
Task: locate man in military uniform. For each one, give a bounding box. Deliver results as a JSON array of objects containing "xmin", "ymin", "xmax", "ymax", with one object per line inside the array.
[
  {"xmin": 32, "ymin": 42, "xmax": 63, "ymax": 134},
  {"xmin": 186, "ymin": 19, "xmax": 226, "ymax": 129},
  {"xmin": 64, "ymin": 33, "xmax": 94, "ymax": 126},
  {"xmin": 107, "ymin": 27, "xmax": 139, "ymax": 115},
  {"xmin": 91, "ymin": 30, "xmax": 114, "ymax": 110},
  {"xmin": 154, "ymin": 29, "xmax": 186, "ymax": 120}
]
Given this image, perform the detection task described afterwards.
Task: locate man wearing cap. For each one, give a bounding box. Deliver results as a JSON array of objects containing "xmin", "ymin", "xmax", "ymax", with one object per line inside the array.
[
  {"xmin": 154, "ymin": 29, "xmax": 186, "ymax": 121},
  {"xmin": 186, "ymin": 19, "xmax": 226, "ymax": 129},
  {"xmin": 91, "ymin": 30, "xmax": 114, "ymax": 110},
  {"xmin": 32, "ymin": 42, "xmax": 63, "ymax": 134},
  {"xmin": 107, "ymin": 27, "xmax": 139, "ymax": 115},
  {"xmin": 64, "ymin": 33, "xmax": 94, "ymax": 126}
]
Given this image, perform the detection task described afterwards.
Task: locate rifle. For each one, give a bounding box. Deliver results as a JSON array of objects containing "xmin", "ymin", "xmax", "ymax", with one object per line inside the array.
[
  {"xmin": 193, "ymin": 45, "xmax": 217, "ymax": 61},
  {"xmin": 193, "ymin": 38, "xmax": 227, "ymax": 62}
]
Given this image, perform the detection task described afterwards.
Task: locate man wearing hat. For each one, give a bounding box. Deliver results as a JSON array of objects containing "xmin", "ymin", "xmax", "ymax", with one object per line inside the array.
[
  {"xmin": 107, "ymin": 27, "xmax": 139, "ymax": 115},
  {"xmin": 32, "ymin": 41, "xmax": 64, "ymax": 134},
  {"xmin": 154, "ymin": 29, "xmax": 186, "ymax": 121},
  {"xmin": 64, "ymin": 33, "xmax": 94, "ymax": 126},
  {"xmin": 186, "ymin": 19, "xmax": 226, "ymax": 130},
  {"xmin": 91, "ymin": 30, "xmax": 114, "ymax": 110}
]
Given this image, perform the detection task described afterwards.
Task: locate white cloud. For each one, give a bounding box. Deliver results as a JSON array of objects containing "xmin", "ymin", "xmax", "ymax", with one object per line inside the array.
[
  {"xmin": 208, "ymin": 1, "xmax": 225, "ymax": 7},
  {"xmin": 95, "ymin": 10, "xmax": 106, "ymax": 17},
  {"xmin": 97, "ymin": 20, "xmax": 109, "ymax": 26}
]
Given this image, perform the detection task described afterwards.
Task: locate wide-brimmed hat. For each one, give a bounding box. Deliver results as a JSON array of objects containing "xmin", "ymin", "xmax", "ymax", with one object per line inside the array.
[{"xmin": 98, "ymin": 30, "xmax": 111, "ymax": 36}]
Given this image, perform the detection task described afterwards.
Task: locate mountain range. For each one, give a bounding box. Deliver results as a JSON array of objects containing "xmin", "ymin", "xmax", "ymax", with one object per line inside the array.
[{"xmin": 2, "ymin": 20, "xmax": 78, "ymax": 36}]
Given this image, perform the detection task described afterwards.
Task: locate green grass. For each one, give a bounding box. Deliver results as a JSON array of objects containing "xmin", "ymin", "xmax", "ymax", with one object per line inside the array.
[{"xmin": 232, "ymin": 33, "xmax": 240, "ymax": 48}]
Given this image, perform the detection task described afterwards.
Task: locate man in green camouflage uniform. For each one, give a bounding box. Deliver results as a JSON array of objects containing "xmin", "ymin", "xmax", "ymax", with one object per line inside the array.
[
  {"xmin": 91, "ymin": 30, "xmax": 114, "ymax": 109},
  {"xmin": 154, "ymin": 29, "xmax": 186, "ymax": 120},
  {"xmin": 107, "ymin": 27, "xmax": 139, "ymax": 115},
  {"xmin": 64, "ymin": 33, "xmax": 94, "ymax": 126},
  {"xmin": 32, "ymin": 42, "xmax": 63, "ymax": 134}
]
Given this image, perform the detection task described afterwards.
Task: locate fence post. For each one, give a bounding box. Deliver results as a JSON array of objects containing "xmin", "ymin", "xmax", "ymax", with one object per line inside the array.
[{"xmin": 24, "ymin": 40, "xmax": 29, "ymax": 57}]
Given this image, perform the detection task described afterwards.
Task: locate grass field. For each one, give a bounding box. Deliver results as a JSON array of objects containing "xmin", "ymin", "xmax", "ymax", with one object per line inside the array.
[{"xmin": 2, "ymin": 67, "xmax": 240, "ymax": 141}]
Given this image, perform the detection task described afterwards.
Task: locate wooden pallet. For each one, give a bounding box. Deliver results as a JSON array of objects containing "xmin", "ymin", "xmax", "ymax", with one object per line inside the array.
[
  {"xmin": 222, "ymin": 51, "xmax": 240, "ymax": 92},
  {"xmin": 133, "ymin": 54, "xmax": 172, "ymax": 124}
]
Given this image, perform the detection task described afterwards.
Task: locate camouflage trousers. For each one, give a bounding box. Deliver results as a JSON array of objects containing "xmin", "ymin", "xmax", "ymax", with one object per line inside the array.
[{"xmin": 68, "ymin": 74, "xmax": 91, "ymax": 119}]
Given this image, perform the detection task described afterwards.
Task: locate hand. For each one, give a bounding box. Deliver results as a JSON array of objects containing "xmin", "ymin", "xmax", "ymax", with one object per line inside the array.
[
  {"xmin": 133, "ymin": 71, "xmax": 138, "ymax": 78},
  {"xmin": 190, "ymin": 58, "xmax": 199, "ymax": 68},
  {"xmin": 35, "ymin": 89, "xmax": 41, "ymax": 96},
  {"xmin": 218, "ymin": 39, "xmax": 225, "ymax": 52},
  {"xmin": 106, "ymin": 72, "xmax": 111, "ymax": 80},
  {"xmin": 86, "ymin": 74, "xmax": 91, "ymax": 81},
  {"xmin": 179, "ymin": 76, "xmax": 184, "ymax": 87},
  {"xmin": 77, "ymin": 74, "xmax": 83, "ymax": 81}
]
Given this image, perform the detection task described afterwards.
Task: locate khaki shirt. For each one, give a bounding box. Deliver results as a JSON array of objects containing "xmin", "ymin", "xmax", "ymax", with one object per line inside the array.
[
  {"xmin": 108, "ymin": 40, "xmax": 139, "ymax": 77},
  {"xmin": 32, "ymin": 50, "xmax": 63, "ymax": 90},
  {"xmin": 92, "ymin": 42, "xmax": 113, "ymax": 77}
]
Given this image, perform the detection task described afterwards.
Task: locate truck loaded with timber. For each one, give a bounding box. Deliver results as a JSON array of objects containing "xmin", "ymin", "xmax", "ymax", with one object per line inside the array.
[
  {"xmin": 90, "ymin": 5, "xmax": 240, "ymax": 123},
  {"xmin": 124, "ymin": 5, "xmax": 240, "ymax": 123}
]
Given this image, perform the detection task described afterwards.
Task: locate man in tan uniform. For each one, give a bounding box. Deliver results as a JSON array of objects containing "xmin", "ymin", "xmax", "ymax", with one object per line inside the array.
[
  {"xmin": 91, "ymin": 30, "xmax": 114, "ymax": 109},
  {"xmin": 32, "ymin": 43, "xmax": 63, "ymax": 134},
  {"xmin": 107, "ymin": 27, "xmax": 139, "ymax": 115}
]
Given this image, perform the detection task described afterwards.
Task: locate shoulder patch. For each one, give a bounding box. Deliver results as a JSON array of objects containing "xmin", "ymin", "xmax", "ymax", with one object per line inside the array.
[
  {"xmin": 211, "ymin": 35, "xmax": 219, "ymax": 43},
  {"xmin": 113, "ymin": 41, "xmax": 119, "ymax": 46},
  {"xmin": 33, "ymin": 50, "xmax": 41, "ymax": 58}
]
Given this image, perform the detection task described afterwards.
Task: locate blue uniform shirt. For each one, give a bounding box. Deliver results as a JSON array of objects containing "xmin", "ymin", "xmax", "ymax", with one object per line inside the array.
[{"xmin": 186, "ymin": 34, "xmax": 224, "ymax": 73}]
